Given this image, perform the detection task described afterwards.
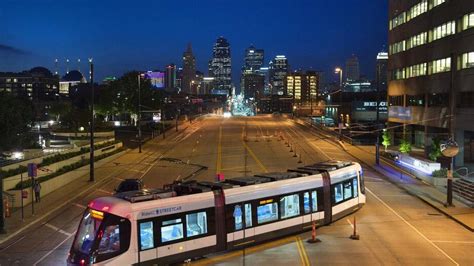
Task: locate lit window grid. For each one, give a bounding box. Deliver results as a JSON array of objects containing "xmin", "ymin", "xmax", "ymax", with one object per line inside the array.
[
  {"xmin": 392, "ymin": 57, "xmax": 451, "ymax": 80},
  {"xmin": 457, "ymin": 52, "xmax": 474, "ymax": 70},
  {"xmin": 389, "ymin": 0, "xmax": 445, "ymax": 31}
]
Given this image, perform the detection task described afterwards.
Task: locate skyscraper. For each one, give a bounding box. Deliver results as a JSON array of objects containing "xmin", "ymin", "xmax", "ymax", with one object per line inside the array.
[
  {"xmin": 209, "ymin": 37, "xmax": 232, "ymax": 95},
  {"xmin": 269, "ymin": 55, "xmax": 289, "ymax": 95},
  {"xmin": 182, "ymin": 43, "xmax": 196, "ymax": 94},
  {"xmin": 346, "ymin": 55, "xmax": 360, "ymax": 81},
  {"xmin": 242, "ymin": 73, "xmax": 265, "ymax": 100},
  {"xmin": 375, "ymin": 52, "xmax": 388, "ymax": 92},
  {"xmin": 165, "ymin": 63, "xmax": 177, "ymax": 92},
  {"xmin": 243, "ymin": 45, "xmax": 264, "ymax": 73},
  {"xmin": 286, "ymin": 70, "xmax": 319, "ymax": 104}
]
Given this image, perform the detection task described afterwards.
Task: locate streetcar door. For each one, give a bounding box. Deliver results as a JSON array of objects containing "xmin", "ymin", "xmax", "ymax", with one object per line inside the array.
[
  {"xmin": 214, "ymin": 190, "xmax": 227, "ymax": 252},
  {"xmin": 243, "ymin": 203, "xmax": 255, "ymax": 238},
  {"xmin": 321, "ymin": 171, "xmax": 332, "ymax": 225}
]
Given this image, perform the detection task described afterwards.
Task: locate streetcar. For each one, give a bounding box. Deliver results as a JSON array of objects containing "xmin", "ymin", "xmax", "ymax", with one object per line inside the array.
[{"xmin": 68, "ymin": 161, "xmax": 365, "ymax": 265}]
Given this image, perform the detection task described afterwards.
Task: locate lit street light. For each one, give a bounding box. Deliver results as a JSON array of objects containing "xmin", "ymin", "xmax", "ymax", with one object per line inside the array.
[
  {"xmin": 335, "ymin": 67, "xmax": 343, "ymax": 139},
  {"xmin": 89, "ymin": 58, "xmax": 94, "ymax": 182}
]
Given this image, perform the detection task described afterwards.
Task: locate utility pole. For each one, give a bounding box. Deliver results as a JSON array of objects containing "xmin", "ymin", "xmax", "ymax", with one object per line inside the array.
[
  {"xmin": 138, "ymin": 74, "xmax": 142, "ymax": 153},
  {"xmin": 89, "ymin": 58, "xmax": 95, "ymax": 182},
  {"xmin": 447, "ymin": 53, "xmax": 457, "ymax": 207},
  {"xmin": 375, "ymin": 63, "xmax": 381, "ymax": 165},
  {"xmin": 0, "ymin": 172, "xmax": 6, "ymax": 234}
]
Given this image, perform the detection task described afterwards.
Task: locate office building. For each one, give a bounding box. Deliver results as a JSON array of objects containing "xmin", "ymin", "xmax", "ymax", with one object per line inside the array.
[
  {"xmin": 165, "ymin": 64, "xmax": 177, "ymax": 92},
  {"xmin": 286, "ymin": 71, "xmax": 319, "ymax": 105},
  {"xmin": 243, "ymin": 45, "xmax": 264, "ymax": 73},
  {"xmin": 209, "ymin": 37, "xmax": 232, "ymax": 95},
  {"xmin": 269, "ymin": 55, "xmax": 289, "ymax": 95},
  {"xmin": 0, "ymin": 67, "xmax": 59, "ymax": 100},
  {"xmin": 59, "ymin": 70, "xmax": 87, "ymax": 96},
  {"xmin": 346, "ymin": 55, "xmax": 360, "ymax": 81},
  {"xmin": 182, "ymin": 43, "xmax": 196, "ymax": 94},
  {"xmin": 388, "ymin": 0, "xmax": 474, "ymax": 167},
  {"xmin": 376, "ymin": 52, "xmax": 389, "ymax": 92},
  {"xmin": 242, "ymin": 72, "xmax": 265, "ymax": 99}
]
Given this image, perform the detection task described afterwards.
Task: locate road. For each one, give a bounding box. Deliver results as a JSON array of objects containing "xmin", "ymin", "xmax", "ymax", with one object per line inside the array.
[{"xmin": 0, "ymin": 115, "xmax": 472, "ymax": 265}]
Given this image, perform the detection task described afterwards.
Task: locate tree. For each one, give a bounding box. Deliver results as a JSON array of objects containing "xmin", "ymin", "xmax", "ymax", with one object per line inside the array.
[
  {"xmin": 399, "ymin": 138, "xmax": 412, "ymax": 154},
  {"xmin": 382, "ymin": 129, "xmax": 391, "ymax": 151},
  {"xmin": 0, "ymin": 93, "xmax": 35, "ymax": 151},
  {"xmin": 49, "ymin": 101, "xmax": 72, "ymax": 122},
  {"xmin": 429, "ymin": 138, "xmax": 442, "ymax": 162}
]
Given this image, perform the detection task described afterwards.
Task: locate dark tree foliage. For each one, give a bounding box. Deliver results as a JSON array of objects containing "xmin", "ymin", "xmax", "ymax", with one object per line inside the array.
[{"xmin": 0, "ymin": 93, "xmax": 35, "ymax": 151}]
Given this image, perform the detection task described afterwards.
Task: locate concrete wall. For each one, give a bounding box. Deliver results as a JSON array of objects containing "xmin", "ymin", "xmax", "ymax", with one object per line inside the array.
[
  {"xmin": 8, "ymin": 149, "xmax": 127, "ymax": 208},
  {"xmin": 1, "ymin": 138, "xmax": 115, "ymax": 172},
  {"xmin": 3, "ymin": 142, "xmax": 122, "ymax": 191},
  {"xmin": 51, "ymin": 131, "xmax": 115, "ymax": 138}
]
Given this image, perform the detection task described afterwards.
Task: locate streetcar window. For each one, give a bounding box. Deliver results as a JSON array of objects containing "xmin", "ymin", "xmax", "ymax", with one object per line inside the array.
[
  {"xmin": 245, "ymin": 203, "xmax": 252, "ymax": 228},
  {"xmin": 186, "ymin": 211, "xmax": 208, "ymax": 237},
  {"xmin": 303, "ymin": 192, "xmax": 310, "ymax": 214},
  {"xmin": 161, "ymin": 218, "xmax": 183, "ymax": 243},
  {"xmin": 98, "ymin": 224, "xmax": 121, "ymax": 254},
  {"xmin": 334, "ymin": 183, "xmax": 343, "ymax": 203},
  {"xmin": 343, "ymin": 181, "xmax": 352, "ymax": 200},
  {"xmin": 257, "ymin": 202, "xmax": 278, "ymax": 224},
  {"xmin": 280, "ymin": 194, "xmax": 300, "ymax": 219},
  {"xmin": 233, "ymin": 205, "xmax": 243, "ymax": 230},
  {"xmin": 139, "ymin": 221, "xmax": 154, "ymax": 250},
  {"xmin": 311, "ymin": 191, "xmax": 318, "ymax": 212},
  {"xmin": 73, "ymin": 210, "xmax": 103, "ymax": 254},
  {"xmin": 353, "ymin": 178, "xmax": 358, "ymax": 197},
  {"xmin": 359, "ymin": 171, "xmax": 365, "ymax": 194}
]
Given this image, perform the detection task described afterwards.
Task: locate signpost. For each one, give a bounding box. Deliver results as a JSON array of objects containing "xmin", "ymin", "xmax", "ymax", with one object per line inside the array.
[{"xmin": 28, "ymin": 163, "xmax": 37, "ymax": 215}]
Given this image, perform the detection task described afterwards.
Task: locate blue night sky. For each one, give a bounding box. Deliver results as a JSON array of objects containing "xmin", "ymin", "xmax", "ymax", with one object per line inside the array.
[{"xmin": 1, "ymin": 0, "xmax": 388, "ymax": 86}]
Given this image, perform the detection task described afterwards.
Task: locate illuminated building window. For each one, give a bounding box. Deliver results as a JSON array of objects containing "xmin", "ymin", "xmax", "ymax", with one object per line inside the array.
[
  {"xmin": 428, "ymin": 57, "xmax": 451, "ymax": 74},
  {"xmin": 429, "ymin": 21, "xmax": 456, "ymax": 42},
  {"xmin": 429, "ymin": 0, "xmax": 445, "ymax": 9},
  {"xmin": 462, "ymin": 13, "xmax": 474, "ymax": 31},
  {"xmin": 407, "ymin": 32, "xmax": 427, "ymax": 49},
  {"xmin": 458, "ymin": 52, "xmax": 474, "ymax": 70},
  {"xmin": 407, "ymin": 0, "xmax": 428, "ymax": 22}
]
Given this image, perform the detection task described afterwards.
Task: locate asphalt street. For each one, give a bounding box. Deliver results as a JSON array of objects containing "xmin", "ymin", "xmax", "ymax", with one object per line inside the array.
[{"xmin": 0, "ymin": 115, "xmax": 472, "ymax": 266}]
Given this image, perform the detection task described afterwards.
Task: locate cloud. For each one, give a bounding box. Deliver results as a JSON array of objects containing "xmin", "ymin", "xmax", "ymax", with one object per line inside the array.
[{"xmin": 0, "ymin": 44, "xmax": 29, "ymax": 55}]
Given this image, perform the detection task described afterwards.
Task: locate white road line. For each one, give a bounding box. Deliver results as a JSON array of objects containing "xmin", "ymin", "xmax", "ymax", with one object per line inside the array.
[
  {"xmin": 72, "ymin": 203, "xmax": 86, "ymax": 209},
  {"xmin": 44, "ymin": 223, "xmax": 72, "ymax": 237},
  {"xmin": 97, "ymin": 189, "xmax": 112, "ymax": 195},
  {"xmin": 33, "ymin": 233, "xmax": 74, "ymax": 266},
  {"xmin": 366, "ymin": 188, "xmax": 459, "ymax": 266},
  {"xmin": 1, "ymin": 235, "xmax": 25, "ymax": 251},
  {"xmin": 431, "ymin": 240, "xmax": 474, "ymax": 244},
  {"xmin": 346, "ymin": 219, "xmax": 354, "ymax": 229}
]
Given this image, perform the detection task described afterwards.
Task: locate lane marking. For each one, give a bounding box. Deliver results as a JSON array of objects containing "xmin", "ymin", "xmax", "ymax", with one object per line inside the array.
[
  {"xmin": 242, "ymin": 140, "xmax": 268, "ymax": 173},
  {"xmin": 216, "ymin": 126, "xmax": 222, "ymax": 174},
  {"xmin": 287, "ymin": 124, "xmax": 332, "ymax": 160},
  {"xmin": 44, "ymin": 223, "xmax": 72, "ymax": 237},
  {"xmin": 33, "ymin": 232, "xmax": 74, "ymax": 266},
  {"xmin": 97, "ymin": 189, "xmax": 113, "ymax": 195},
  {"xmin": 128, "ymin": 168, "xmax": 145, "ymax": 174},
  {"xmin": 431, "ymin": 240, "xmax": 474, "ymax": 244},
  {"xmin": 296, "ymin": 236, "xmax": 310, "ymax": 266},
  {"xmin": 366, "ymin": 188, "xmax": 459, "ymax": 266},
  {"xmin": 0, "ymin": 235, "xmax": 25, "ymax": 251},
  {"xmin": 72, "ymin": 203, "xmax": 86, "ymax": 209}
]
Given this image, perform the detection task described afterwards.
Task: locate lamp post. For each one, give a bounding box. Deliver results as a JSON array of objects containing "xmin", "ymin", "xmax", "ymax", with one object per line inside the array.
[
  {"xmin": 335, "ymin": 67, "xmax": 343, "ymax": 139},
  {"xmin": 137, "ymin": 74, "xmax": 142, "ymax": 153},
  {"xmin": 89, "ymin": 58, "xmax": 94, "ymax": 182}
]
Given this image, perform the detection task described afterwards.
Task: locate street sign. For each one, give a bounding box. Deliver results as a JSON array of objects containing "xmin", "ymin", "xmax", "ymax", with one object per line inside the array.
[
  {"xmin": 441, "ymin": 139, "xmax": 459, "ymax": 158},
  {"xmin": 27, "ymin": 163, "xmax": 37, "ymax": 177},
  {"xmin": 22, "ymin": 190, "xmax": 28, "ymax": 199}
]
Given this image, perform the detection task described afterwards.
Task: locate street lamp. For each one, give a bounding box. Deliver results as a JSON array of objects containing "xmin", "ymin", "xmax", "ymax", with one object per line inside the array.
[
  {"xmin": 335, "ymin": 67, "xmax": 343, "ymax": 139},
  {"xmin": 137, "ymin": 73, "xmax": 143, "ymax": 153},
  {"xmin": 88, "ymin": 58, "xmax": 95, "ymax": 182}
]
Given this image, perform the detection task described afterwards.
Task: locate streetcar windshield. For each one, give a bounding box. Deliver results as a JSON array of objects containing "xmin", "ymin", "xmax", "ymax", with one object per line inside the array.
[
  {"xmin": 69, "ymin": 208, "xmax": 131, "ymax": 264},
  {"xmin": 73, "ymin": 209, "xmax": 104, "ymax": 254}
]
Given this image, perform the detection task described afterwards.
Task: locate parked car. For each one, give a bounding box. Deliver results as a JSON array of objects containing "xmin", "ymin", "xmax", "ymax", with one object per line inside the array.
[{"xmin": 115, "ymin": 178, "xmax": 144, "ymax": 194}]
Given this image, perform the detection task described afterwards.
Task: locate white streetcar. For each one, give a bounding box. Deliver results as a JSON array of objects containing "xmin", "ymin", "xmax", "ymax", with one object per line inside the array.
[{"xmin": 68, "ymin": 161, "xmax": 366, "ymax": 265}]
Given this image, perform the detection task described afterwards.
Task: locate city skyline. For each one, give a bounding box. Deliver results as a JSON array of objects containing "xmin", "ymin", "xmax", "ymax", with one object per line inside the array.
[{"xmin": 0, "ymin": 0, "xmax": 388, "ymax": 84}]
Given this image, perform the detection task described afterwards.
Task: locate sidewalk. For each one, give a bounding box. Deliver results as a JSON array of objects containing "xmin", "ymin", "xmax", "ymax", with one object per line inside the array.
[{"xmin": 299, "ymin": 119, "xmax": 474, "ymax": 232}]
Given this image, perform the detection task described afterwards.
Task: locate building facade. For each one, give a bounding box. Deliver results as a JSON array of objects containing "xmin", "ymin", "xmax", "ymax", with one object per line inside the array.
[
  {"xmin": 388, "ymin": 0, "xmax": 474, "ymax": 167},
  {"xmin": 345, "ymin": 55, "xmax": 360, "ymax": 82},
  {"xmin": 376, "ymin": 52, "xmax": 389, "ymax": 92},
  {"xmin": 242, "ymin": 72, "xmax": 265, "ymax": 100},
  {"xmin": 0, "ymin": 67, "xmax": 59, "ymax": 100},
  {"xmin": 286, "ymin": 71, "xmax": 319, "ymax": 105},
  {"xmin": 209, "ymin": 37, "xmax": 232, "ymax": 95},
  {"xmin": 182, "ymin": 43, "xmax": 196, "ymax": 94},
  {"xmin": 165, "ymin": 64, "xmax": 177, "ymax": 92},
  {"xmin": 269, "ymin": 55, "xmax": 289, "ymax": 95},
  {"xmin": 243, "ymin": 45, "xmax": 264, "ymax": 73}
]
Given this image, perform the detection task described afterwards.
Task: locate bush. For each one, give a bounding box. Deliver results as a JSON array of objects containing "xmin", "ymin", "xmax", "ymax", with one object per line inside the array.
[
  {"xmin": 432, "ymin": 168, "xmax": 460, "ymax": 178},
  {"xmin": 14, "ymin": 147, "xmax": 125, "ymax": 189},
  {"xmin": 1, "ymin": 140, "xmax": 120, "ymax": 179},
  {"xmin": 399, "ymin": 139, "xmax": 412, "ymax": 154},
  {"xmin": 429, "ymin": 138, "xmax": 442, "ymax": 162}
]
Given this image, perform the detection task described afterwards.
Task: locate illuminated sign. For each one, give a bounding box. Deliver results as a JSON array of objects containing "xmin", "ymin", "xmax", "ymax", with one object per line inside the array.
[
  {"xmin": 353, "ymin": 101, "xmax": 388, "ymax": 112},
  {"xmin": 398, "ymin": 154, "xmax": 441, "ymax": 175},
  {"xmin": 145, "ymin": 71, "xmax": 165, "ymax": 89},
  {"xmin": 388, "ymin": 106, "xmax": 412, "ymax": 121},
  {"xmin": 259, "ymin": 199, "xmax": 274, "ymax": 205},
  {"xmin": 90, "ymin": 209, "xmax": 104, "ymax": 220},
  {"xmin": 140, "ymin": 206, "xmax": 182, "ymax": 218}
]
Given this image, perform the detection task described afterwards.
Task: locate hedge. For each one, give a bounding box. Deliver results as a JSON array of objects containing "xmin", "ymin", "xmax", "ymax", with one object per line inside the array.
[
  {"xmin": 1, "ymin": 140, "xmax": 120, "ymax": 179},
  {"xmin": 14, "ymin": 147, "xmax": 125, "ymax": 189}
]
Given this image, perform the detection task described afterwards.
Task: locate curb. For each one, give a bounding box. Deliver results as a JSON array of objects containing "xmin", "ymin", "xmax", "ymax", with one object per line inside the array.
[{"xmin": 300, "ymin": 121, "xmax": 474, "ymax": 232}]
